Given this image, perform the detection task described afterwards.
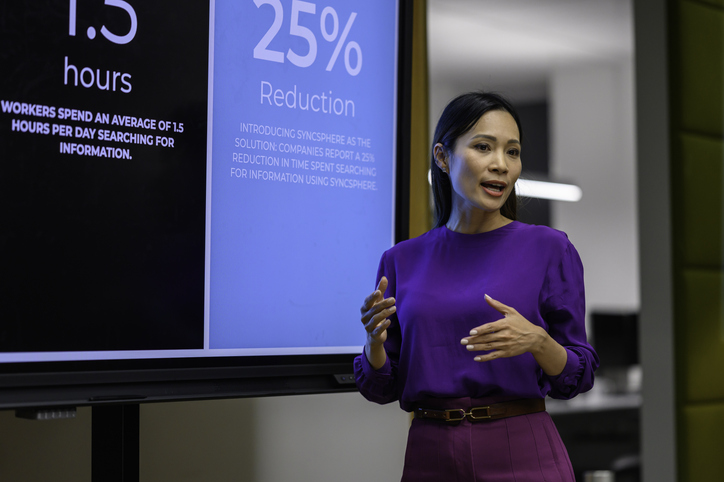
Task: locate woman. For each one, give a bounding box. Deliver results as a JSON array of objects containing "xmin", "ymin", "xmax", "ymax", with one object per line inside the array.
[{"xmin": 354, "ymin": 92, "xmax": 598, "ymax": 481}]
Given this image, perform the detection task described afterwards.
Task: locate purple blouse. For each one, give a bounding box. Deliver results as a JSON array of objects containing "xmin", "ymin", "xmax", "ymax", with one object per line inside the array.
[{"xmin": 354, "ymin": 222, "xmax": 598, "ymax": 412}]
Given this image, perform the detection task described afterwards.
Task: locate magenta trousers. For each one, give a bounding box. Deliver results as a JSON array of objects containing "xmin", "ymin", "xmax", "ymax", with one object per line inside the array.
[{"xmin": 402, "ymin": 397, "xmax": 575, "ymax": 482}]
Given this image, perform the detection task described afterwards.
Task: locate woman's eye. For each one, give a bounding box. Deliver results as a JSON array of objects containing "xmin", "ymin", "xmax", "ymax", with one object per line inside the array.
[
  {"xmin": 476, "ymin": 144, "xmax": 490, "ymax": 151},
  {"xmin": 508, "ymin": 149, "xmax": 520, "ymax": 157}
]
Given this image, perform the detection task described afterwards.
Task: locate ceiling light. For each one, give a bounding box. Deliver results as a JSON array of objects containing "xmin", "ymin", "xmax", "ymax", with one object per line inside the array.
[{"xmin": 515, "ymin": 179, "xmax": 582, "ymax": 202}]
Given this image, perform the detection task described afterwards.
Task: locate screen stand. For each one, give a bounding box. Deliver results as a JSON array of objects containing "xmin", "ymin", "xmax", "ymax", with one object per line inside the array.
[{"xmin": 92, "ymin": 404, "xmax": 139, "ymax": 482}]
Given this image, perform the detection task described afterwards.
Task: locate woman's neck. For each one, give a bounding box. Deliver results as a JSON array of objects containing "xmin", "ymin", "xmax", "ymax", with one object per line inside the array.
[{"xmin": 445, "ymin": 209, "xmax": 511, "ymax": 234}]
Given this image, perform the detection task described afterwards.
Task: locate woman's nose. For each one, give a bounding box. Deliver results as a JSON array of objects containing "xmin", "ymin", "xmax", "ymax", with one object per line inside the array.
[{"xmin": 489, "ymin": 149, "xmax": 509, "ymax": 173}]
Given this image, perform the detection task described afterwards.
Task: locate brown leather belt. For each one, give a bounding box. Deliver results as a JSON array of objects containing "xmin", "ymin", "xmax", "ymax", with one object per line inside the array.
[{"xmin": 413, "ymin": 398, "xmax": 546, "ymax": 424}]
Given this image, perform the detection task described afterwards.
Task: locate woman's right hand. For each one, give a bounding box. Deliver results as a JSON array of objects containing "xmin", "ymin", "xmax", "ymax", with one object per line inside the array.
[{"xmin": 360, "ymin": 277, "xmax": 396, "ymax": 369}]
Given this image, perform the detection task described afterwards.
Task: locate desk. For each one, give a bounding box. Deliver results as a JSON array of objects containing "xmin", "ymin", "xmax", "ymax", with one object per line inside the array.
[
  {"xmin": 547, "ymin": 392, "xmax": 642, "ymax": 415},
  {"xmin": 548, "ymin": 390, "xmax": 641, "ymax": 482}
]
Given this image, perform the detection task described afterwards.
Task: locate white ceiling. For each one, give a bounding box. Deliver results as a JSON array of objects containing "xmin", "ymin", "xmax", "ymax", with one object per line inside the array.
[{"xmin": 427, "ymin": 0, "xmax": 634, "ymax": 101}]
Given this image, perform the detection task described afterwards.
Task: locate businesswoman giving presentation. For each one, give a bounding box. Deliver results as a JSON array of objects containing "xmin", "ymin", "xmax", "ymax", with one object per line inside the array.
[{"xmin": 355, "ymin": 92, "xmax": 599, "ymax": 482}]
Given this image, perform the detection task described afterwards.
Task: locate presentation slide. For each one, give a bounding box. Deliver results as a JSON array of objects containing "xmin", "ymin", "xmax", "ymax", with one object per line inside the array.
[
  {"xmin": 0, "ymin": 0, "xmax": 399, "ymax": 361},
  {"xmin": 208, "ymin": 0, "xmax": 398, "ymax": 351},
  {"xmin": 1, "ymin": 0, "xmax": 209, "ymax": 353}
]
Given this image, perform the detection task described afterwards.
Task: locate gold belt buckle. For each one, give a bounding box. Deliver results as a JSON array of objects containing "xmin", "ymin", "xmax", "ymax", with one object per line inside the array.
[
  {"xmin": 467, "ymin": 406, "xmax": 492, "ymax": 421},
  {"xmin": 444, "ymin": 406, "xmax": 492, "ymax": 423},
  {"xmin": 444, "ymin": 408, "xmax": 466, "ymax": 423}
]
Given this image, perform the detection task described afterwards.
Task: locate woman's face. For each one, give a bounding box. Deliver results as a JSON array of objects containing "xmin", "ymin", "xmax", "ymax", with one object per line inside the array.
[{"xmin": 435, "ymin": 109, "xmax": 521, "ymax": 217}]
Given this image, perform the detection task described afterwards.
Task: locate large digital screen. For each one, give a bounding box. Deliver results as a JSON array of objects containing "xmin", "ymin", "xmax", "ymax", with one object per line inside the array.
[{"xmin": 0, "ymin": 0, "xmax": 400, "ymax": 366}]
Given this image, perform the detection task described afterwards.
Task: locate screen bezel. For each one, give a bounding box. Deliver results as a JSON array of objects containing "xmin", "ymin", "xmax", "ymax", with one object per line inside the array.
[{"xmin": 0, "ymin": 0, "xmax": 413, "ymax": 411}]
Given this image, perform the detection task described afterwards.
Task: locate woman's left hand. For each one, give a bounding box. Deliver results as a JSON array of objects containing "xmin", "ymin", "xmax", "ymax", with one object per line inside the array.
[{"xmin": 460, "ymin": 294, "xmax": 547, "ymax": 362}]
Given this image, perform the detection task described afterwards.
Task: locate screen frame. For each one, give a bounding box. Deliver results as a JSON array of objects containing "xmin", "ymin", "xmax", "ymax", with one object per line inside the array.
[{"xmin": 0, "ymin": 0, "xmax": 413, "ymax": 411}]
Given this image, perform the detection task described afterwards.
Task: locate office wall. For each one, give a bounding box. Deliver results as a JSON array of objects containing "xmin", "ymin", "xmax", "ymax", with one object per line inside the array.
[
  {"xmin": 634, "ymin": 1, "xmax": 677, "ymax": 480},
  {"xmin": 669, "ymin": 0, "xmax": 724, "ymax": 480},
  {"xmin": 549, "ymin": 61, "xmax": 640, "ymax": 318},
  {"xmin": 0, "ymin": 407, "xmax": 91, "ymax": 481},
  {"xmin": 139, "ymin": 394, "xmax": 409, "ymax": 482}
]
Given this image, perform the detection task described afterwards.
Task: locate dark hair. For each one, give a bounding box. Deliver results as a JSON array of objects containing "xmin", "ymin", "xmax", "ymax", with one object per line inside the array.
[{"xmin": 431, "ymin": 92, "xmax": 523, "ymax": 228}]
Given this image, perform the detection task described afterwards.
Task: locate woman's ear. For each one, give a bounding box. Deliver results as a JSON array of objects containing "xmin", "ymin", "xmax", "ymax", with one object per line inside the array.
[{"xmin": 433, "ymin": 143, "xmax": 448, "ymax": 174}]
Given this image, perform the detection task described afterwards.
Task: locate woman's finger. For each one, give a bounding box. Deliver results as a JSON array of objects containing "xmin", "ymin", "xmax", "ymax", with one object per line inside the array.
[
  {"xmin": 461, "ymin": 332, "xmax": 501, "ymax": 347},
  {"xmin": 371, "ymin": 318, "xmax": 391, "ymax": 336},
  {"xmin": 462, "ymin": 327, "xmax": 506, "ymax": 344},
  {"xmin": 360, "ymin": 277, "xmax": 389, "ymax": 313},
  {"xmin": 364, "ymin": 305, "xmax": 396, "ymax": 333},
  {"xmin": 460, "ymin": 320, "xmax": 503, "ymax": 347},
  {"xmin": 484, "ymin": 294, "xmax": 517, "ymax": 316},
  {"xmin": 361, "ymin": 297, "xmax": 396, "ymax": 324},
  {"xmin": 461, "ymin": 308, "xmax": 544, "ymax": 358},
  {"xmin": 464, "ymin": 342, "xmax": 503, "ymax": 353},
  {"xmin": 467, "ymin": 319, "xmax": 503, "ymax": 336},
  {"xmin": 360, "ymin": 290, "xmax": 381, "ymax": 314},
  {"xmin": 473, "ymin": 351, "xmax": 501, "ymax": 362},
  {"xmin": 366, "ymin": 317, "xmax": 392, "ymax": 346}
]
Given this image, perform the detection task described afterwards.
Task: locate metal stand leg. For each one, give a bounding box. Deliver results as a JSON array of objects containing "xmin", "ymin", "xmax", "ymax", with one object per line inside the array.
[{"xmin": 92, "ymin": 404, "xmax": 140, "ymax": 482}]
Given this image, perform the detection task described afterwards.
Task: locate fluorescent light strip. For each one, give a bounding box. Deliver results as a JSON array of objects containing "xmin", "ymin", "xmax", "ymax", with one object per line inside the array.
[
  {"xmin": 515, "ymin": 179, "xmax": 582, "ymax": 202},
  {"xmin": 427, "ymin": 170, "xmax": 582, "ymax": 203}
]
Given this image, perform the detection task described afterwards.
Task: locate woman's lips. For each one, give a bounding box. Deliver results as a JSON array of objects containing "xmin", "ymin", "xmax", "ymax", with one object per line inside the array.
[{"xmin": 480, "ymin": 181, "xmax": 506, "ymax": 197}]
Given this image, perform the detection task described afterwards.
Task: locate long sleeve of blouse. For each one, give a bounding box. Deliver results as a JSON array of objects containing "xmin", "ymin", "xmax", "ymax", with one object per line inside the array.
[{"xmin": 354, "ymin": 222, "xmax": 598, "ymax": 412}]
